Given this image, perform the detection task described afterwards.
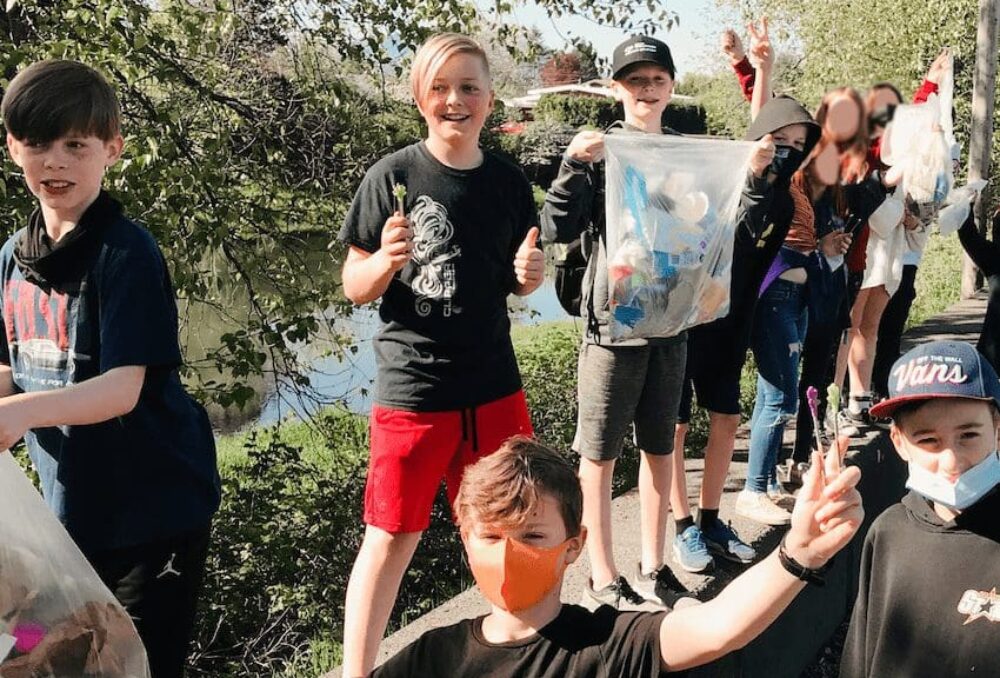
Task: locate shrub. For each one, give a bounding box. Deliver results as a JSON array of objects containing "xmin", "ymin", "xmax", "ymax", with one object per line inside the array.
[{"xmin": 533, "ymin": 93, "xmax": 708, "ymax": 136}]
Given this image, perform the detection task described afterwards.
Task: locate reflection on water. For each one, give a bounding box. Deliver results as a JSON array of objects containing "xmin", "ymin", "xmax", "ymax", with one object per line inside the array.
[
  {"xmin": 186, "ymin": 272, "xmax": 570, "ymax": 432},
  {"xmin": 256, "ymin": 279, "xmax": 567, "ymax": 425}
]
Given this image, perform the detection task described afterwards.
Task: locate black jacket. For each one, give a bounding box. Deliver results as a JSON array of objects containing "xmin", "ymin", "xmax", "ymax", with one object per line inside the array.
[
  {"xmin": 958, "ymin": 213, "xmax": 1000, "ymax": 372},
  {"xmin": 541, "ymin": 122, "xmax": 684, "ymax": 347}
]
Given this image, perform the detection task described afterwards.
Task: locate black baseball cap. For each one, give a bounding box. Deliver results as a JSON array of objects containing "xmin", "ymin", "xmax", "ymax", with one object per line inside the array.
[
  {"xmin": 870, "ymin": 341, "xmax": 1000, "ymax": 419},
  {"xmin": 612, "ymin": 36, "xmax": 676, "ymax": 80}
]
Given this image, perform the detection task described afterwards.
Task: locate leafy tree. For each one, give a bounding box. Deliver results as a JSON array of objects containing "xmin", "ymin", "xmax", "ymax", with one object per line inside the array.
[{"xmin": 0, "ymin": 0, "xmax": 677, "ymax": 418}]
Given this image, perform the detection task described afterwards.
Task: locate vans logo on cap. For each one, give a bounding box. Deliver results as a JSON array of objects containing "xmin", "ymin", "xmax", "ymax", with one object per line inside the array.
[
  {"xmin": 624, "ymin": 43, "xmax": 658, "ymax": 56},
  {"xmin": 892, "ymin": 355, "xmax": 969, "ymax": 393}
]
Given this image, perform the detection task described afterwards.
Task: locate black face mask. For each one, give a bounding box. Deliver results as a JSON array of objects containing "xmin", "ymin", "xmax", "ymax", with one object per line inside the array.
[{"xmin": 768, "ymin": 145, "xmax": 806, "ymax": 183}]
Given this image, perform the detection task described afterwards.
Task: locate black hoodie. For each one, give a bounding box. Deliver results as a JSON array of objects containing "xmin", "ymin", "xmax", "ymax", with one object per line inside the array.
[
  {"xmin": 691, "ymin": 96, "xmax": 820, "ymax": 352},
  {"xmin": 841, "ymin": 488, "xmax": 1000, "ymax": 678}
]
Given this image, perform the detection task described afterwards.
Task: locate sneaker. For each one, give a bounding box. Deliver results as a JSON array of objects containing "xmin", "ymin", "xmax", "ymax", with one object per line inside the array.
[
  {"xmin": 701, "ymin": 519, "xmax": 756, "ymax": 564},
  {"xmin": 735, "ymin": 489, "xmax": 792, "ymax": 526},
  {"xmin": 584, "ymin": 576, "xmax": 659, "ymax": 611},
  {"xmin": 634, "ymin": 564, "xmax": 701, "ymax": 610},
  {"xmin": 834, "ymin": 408, "xmax": 872, "ymax": 438},
  {"xmin": 767, "ymin": 481, "xmax": 797, "ymax": 510},
  {"xmin": 671, "ymin": 526, "xmax": 714, "ymax": 573}
]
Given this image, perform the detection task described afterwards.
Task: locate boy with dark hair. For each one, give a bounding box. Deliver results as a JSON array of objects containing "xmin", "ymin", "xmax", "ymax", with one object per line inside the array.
[
  {"xmin": 0, "ymin": 59, "xmax": 220, "ymax": 678},
  {"xmin": 369, "ymin": 435, "xmax": 863, "ymax": 677},
  {"xmin": 543, "ymin": 34, "xmax": 781, "ymax": 606},
  {"xmin": 841, "ymin": 340, "xmax": 1000, "ymax": 678}
]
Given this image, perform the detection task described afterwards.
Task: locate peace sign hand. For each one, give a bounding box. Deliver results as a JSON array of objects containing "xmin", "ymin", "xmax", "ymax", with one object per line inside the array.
[
  {"xmin": 747, "ymin": 17, "xmax": 774, "ymax": 72},
  {"xmin": 784, "ymin": 446, "xmax": 864, "ymax": 570}
]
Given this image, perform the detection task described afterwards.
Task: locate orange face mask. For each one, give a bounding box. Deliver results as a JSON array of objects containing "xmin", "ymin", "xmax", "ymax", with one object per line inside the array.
[{"xmin": 466, "ymin": 537, "xmax": 573, "ymax": 612}]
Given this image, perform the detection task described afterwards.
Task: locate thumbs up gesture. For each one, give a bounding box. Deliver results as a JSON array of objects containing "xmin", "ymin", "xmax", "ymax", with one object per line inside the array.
[
  {"xmin": 513, "ymin": 226, "xmax": 545, "ymax": 295},
  {"xmin": 783, "ymin": 446, "xmax": 864, "ymax": 570}
]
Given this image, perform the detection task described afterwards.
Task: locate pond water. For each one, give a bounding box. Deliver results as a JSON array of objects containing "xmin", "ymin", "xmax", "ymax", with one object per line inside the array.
[{"xmin": 190, "ymin": 275, "xmax": 570, "ymax": 431}]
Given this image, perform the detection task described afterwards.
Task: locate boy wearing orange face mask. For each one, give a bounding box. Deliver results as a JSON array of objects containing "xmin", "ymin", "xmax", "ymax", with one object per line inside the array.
[{"xmin": 367, "ymin": 436, "xmax": 863, "ymax": 677}]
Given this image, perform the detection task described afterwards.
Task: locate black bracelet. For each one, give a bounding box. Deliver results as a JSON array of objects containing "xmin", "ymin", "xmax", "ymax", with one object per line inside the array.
[{"xmin": 778, "ymin": 536, "xmax": 831, "ymax": 587}]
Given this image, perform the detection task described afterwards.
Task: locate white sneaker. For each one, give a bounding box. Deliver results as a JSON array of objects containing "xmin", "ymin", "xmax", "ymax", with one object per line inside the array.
[{"xmin": 735, "ymin": 490, "xmax": 792, "ymax": 526}]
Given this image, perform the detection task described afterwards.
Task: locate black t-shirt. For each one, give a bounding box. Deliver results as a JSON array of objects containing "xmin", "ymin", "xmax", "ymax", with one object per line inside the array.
[
  {"xmin": 372, "ymin": 604, "xmax": 668, "ymax": 678},
  {"xmin": 0, "ymin": 213, "xmax": 221, "ymax": 554},
  {"xmin": 339, "ymin": 142, "xmax": 536, "ymax": 411}
]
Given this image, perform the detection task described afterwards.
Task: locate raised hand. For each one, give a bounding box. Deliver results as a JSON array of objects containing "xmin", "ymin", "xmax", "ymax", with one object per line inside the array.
[
  {"xmin": 565, "ymin": 130, "xmax": 605, "ymax": 164},
  {"xmin": 720, "ymin": 29, "xmax": 746, "ymax": 64},
  {"xmin": 785, "ymin": 447, "xmax": 863, "ymax": 569},
  {"xmin": 747, "ymin": 17, "xmax": 774, "ymax": 72},
  {"xmin": 749, "ymin": 133, "xmax": 776, "ymax": 178},
  {"xmin": 514, "ymin": 226, "xmax": 544, "ymax": 293},
  {"xmin": 925, "ymin": 47, "xmax": 952, "ymax": 85}
]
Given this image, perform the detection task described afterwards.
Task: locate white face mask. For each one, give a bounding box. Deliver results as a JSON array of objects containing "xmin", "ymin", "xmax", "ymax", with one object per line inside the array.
[{"xmin": 906, "ymin": 450, "xmax": 1000, "ymax": 511}]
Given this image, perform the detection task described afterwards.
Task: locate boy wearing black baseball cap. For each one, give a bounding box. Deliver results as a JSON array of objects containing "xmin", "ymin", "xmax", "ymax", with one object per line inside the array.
[
  {"xmin": 841, "ymin": 340, "xmax": 1000, "ymax": 678},
  {"xmin": 541, "ymin": 35, "xmax": 779, "ymax": 610}
]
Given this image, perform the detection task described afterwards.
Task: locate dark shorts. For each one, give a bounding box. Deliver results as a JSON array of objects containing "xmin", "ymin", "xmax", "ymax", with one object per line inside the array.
[
  {"xmin": 89, "ymin": 526, "xmax": 212, "ymax": 678},
  {"xmin": 366, "ymin": 390, "xmax": 533, "ymax": 533},
  {"xmin": 677, "ymin": 323, "xmax": 748, "ymax": 423},
  {"xmin": 573, "ymin": 340, "xmax": 687, "ymax": 461}
]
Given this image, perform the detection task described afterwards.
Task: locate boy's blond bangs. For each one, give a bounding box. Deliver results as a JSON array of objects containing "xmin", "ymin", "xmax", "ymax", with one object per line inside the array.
[{"xmin": 410, "ymin": 33, "xmax": 491, "ymax": 105}]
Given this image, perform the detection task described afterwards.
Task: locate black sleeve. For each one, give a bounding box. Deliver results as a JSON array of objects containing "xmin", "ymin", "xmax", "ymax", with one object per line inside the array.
[
  {"xmin": 339, "ymin": 162, "xmax": 396, "ymax": 254},
  {"xmin": 737, "ymin": 172, "xmax": 778, "ymax": 244},
  {"xmin": 840, "ymin": 530, "xmax": 876, "ymax": 678},
  {"xmin": 97, "ymin": 236, "xmax": 183, "ymax": 372},
  {"xmin": 958, "ymin": 210, "xmax": 1000, "ymax": 278},
  {"xmin": 601, "ymin": 610, "xmax": 668, "ymax": 677},
  {"xmin": 541, "ymin": 156, "xmax": 597, "ymax": 244},
  {"xmin": 844, "ymin": 177, "xmax": 887, "ymax": 224}
]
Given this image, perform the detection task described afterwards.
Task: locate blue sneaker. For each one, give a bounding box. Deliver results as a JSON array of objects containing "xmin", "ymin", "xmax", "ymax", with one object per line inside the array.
[
  {"xmin": 672, "ymin": 525, "xmax": 714, "ymax": 573},
  {"xmin": 702, "ymin": 518, "xmax": 756, "ymax": 564}
]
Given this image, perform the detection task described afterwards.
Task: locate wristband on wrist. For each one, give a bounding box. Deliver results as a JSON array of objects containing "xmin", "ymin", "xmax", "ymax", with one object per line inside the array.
[{"xmin": 778, "ymin": 536, "xmax": 832, "ymax": 587}]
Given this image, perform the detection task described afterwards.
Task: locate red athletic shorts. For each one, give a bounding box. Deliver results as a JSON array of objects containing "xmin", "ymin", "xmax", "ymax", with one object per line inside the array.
[{"xmin": 365, "ymin": 390, "xmax": 534, "ymax": 533}]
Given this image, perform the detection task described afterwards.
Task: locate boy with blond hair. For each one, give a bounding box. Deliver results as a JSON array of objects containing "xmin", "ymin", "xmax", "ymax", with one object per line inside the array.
[{"xmin": 338, "ymin": 33, "xmax": 544, "ymax": 676}]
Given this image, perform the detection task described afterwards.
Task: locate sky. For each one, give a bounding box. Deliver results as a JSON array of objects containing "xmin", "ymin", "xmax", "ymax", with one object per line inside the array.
[{"xmin": 513, "ymin": 0, "xmax": 742, "ymax": 78}]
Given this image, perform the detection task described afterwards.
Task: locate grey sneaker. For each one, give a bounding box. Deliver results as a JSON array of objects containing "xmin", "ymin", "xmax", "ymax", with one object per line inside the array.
[
  {"xmin": 584, "ymin": 576, "xmax": 660, "ymax": 611},
  {"xmin": 701, "ymin": 519, "xmax": 756, "ymax": 564},
  {"xmin": 735, "ymin": 489, "xmax": 792, "ymax": 526},
  {"xmin": 672, "ymin": 525, "xmax": 714, "ymax": 573},
  {"xmin": 634, "ymin": 564, "xmax": 701, "ymax": 610}
]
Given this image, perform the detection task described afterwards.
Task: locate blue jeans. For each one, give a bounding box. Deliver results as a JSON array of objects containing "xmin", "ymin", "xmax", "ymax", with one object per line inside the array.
[{"xmin": 747, "ymin": 279, "xmax": 808, "ymax": 493}]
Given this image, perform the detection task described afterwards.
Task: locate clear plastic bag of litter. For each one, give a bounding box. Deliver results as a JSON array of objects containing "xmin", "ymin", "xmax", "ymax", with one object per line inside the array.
[
  {"xmin": 603, "ymin": 133, "xmax": 755, "ymax": 341},
  {"xmin": 0, "ymin": 452, "xmax": 151, "ymax": 678}
]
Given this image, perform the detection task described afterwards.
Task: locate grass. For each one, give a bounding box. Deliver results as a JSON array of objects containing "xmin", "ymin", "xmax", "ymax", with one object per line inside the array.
[{"xmin": 908, "ymin": 230, "xmax": 964, "ymax": 328}]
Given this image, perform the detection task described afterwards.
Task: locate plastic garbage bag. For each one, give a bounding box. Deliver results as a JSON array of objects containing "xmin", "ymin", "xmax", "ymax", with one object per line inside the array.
[
  {"xmin": 938, "ymin": 179, "xmax": 989, "ymax": 235},
  {"xmin": 604, "ymin": 134, "xmax": 754, "ymax": 340},
  {"xmin": 0, "ymin": 452, "xmax": 150, "ymax": 678}
]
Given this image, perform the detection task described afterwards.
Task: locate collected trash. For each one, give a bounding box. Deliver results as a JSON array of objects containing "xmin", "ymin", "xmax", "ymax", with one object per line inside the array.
[
  {"xmin": 0, "ymin": 452, "xmax": 150, "ymax": 678},
  {"xmin": 604, "ymin": 134, "xmax": 754, "ymax": 340}
]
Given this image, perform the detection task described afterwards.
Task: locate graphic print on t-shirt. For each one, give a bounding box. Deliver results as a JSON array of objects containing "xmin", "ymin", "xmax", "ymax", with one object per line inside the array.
[
  {"xmin": 409, "ymin": 195, "xmax": 461, "ymax": 318},
  {"xmin": 958, "ymin": 587, "xmax": 1000, "ymax": 625},
  {"xmin": 3, "ymin": 279, "xmax": 82, "ymax": 388}
]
